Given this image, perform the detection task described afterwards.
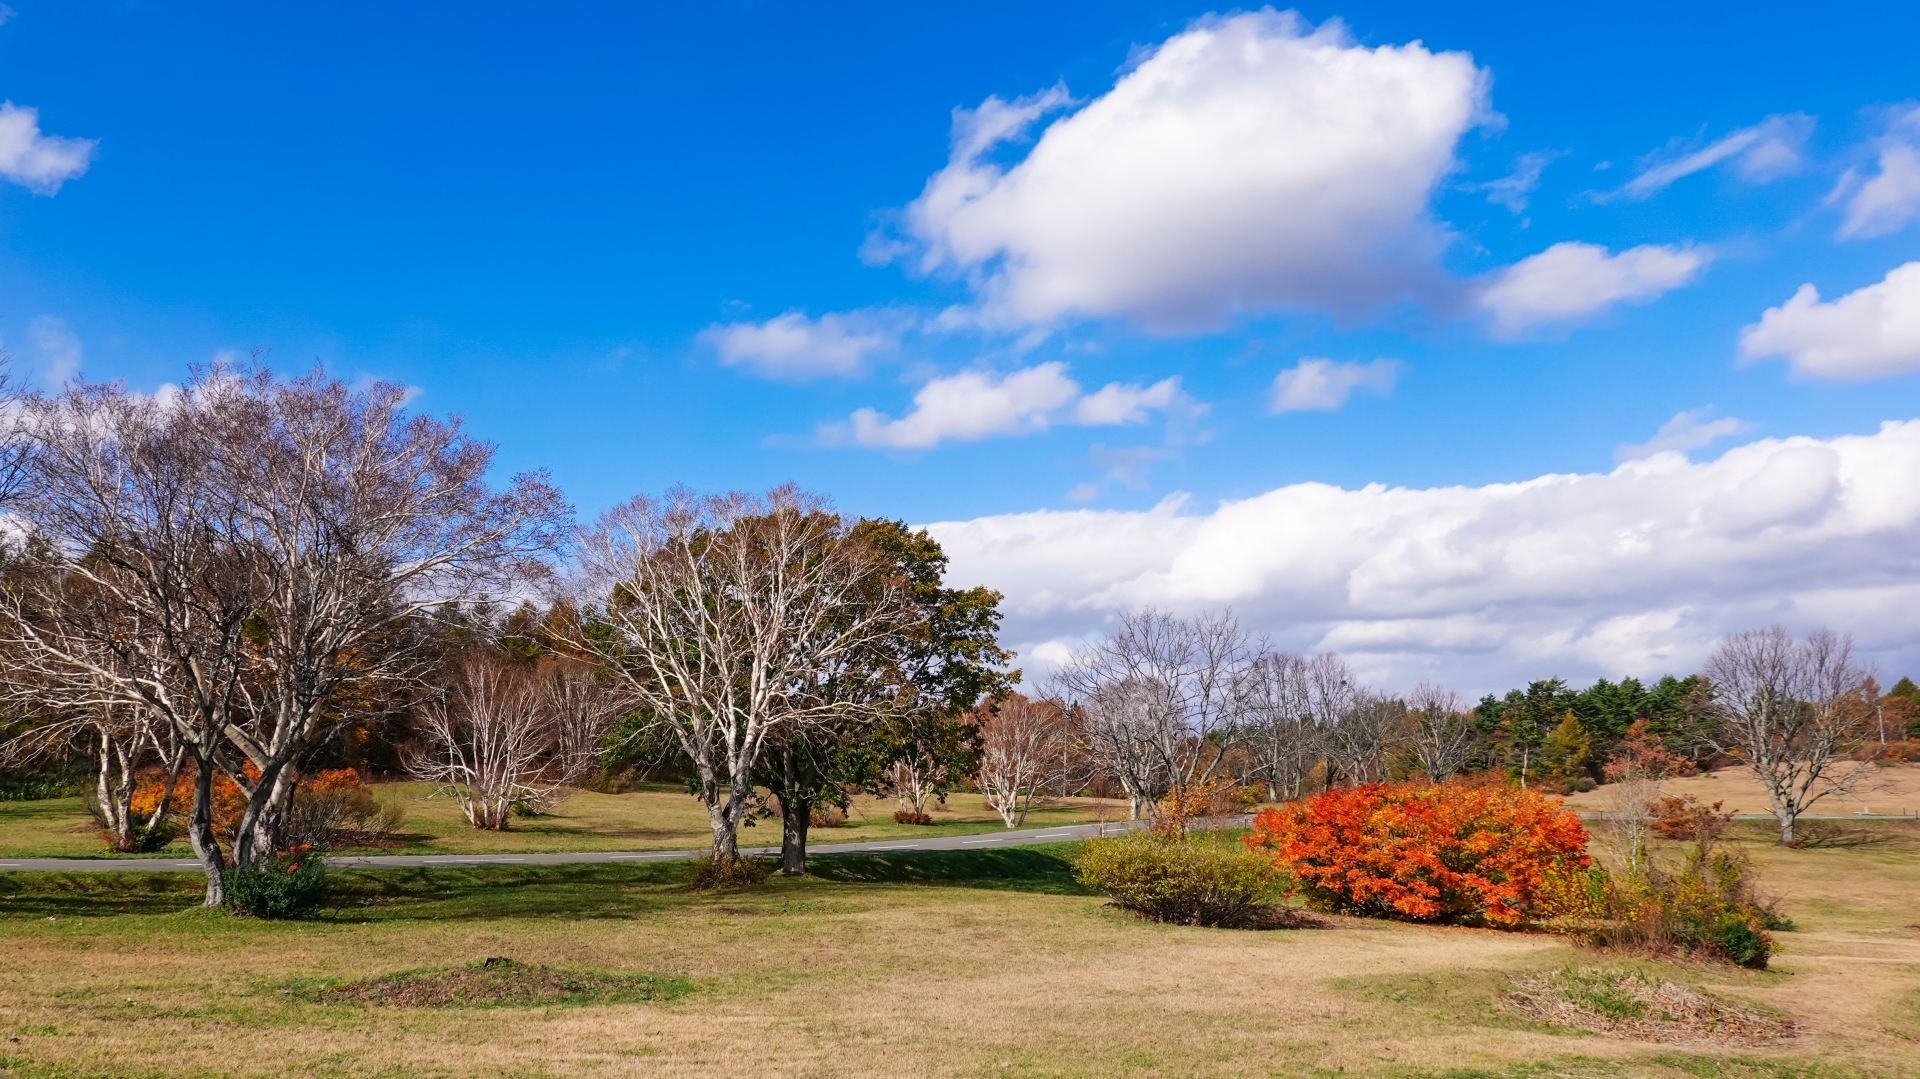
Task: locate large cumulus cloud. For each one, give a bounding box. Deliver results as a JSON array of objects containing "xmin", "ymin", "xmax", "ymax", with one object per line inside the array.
[{"xmin": 926, "ymin": 421, "xmax": 1920, "ymax": 693}]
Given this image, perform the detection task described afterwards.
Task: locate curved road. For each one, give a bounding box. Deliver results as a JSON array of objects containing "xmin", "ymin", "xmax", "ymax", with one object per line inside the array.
[
  {"xmin": 0, "ymin": 817, "xmax": 1161, "ymax": 873},
  {"xmin": 3, "ymin": 811, "xmax": 1908, "ymax": 873}
]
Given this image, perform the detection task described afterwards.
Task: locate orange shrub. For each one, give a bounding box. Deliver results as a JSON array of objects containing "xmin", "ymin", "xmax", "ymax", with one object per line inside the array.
[{"xmin": 1245, "ymin": 781, "xmax": 1591, "ymax": 927}]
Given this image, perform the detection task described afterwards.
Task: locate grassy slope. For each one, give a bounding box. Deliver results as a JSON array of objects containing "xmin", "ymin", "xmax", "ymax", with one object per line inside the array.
[
  {"xmin": 0, "ymin": 824, "xmax": 1916, "ymax": 1079},
  {"xmin": 0, "ymin": 783, "xmax": 1133, "ymax": 859}
]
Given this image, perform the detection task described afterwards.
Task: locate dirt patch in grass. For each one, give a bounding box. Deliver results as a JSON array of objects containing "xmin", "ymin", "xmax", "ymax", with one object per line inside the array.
[
  {"xmin": 291, "ymin": 957, "xmax": 694, "ymax": 1008},
  {"xmin": 1508, "ymin": 967, "xmax": 1795, "ymax": 1045}
]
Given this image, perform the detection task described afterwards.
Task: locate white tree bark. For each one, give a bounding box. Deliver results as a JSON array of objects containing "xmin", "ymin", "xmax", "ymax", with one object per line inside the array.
[
  {"xmin": 1703, "ymin": 625, "xmax": 1872, "ymax": 845},
  {"xmin": 571, "ymin": 486, "xmax": 910, "ymax": 861}
]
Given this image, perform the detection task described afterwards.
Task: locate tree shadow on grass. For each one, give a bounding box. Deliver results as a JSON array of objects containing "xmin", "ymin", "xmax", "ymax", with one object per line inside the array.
[
  {"xmin": 327, "ymin": 863, "xmax": 690, "ymax": 922},
  {"xmin": 0, "ymin": 872, "xmax": 205, "ymax": 916},
  {"xmin": 805, "ymin": 844, "xmax": 1090, "ymax": 895}
]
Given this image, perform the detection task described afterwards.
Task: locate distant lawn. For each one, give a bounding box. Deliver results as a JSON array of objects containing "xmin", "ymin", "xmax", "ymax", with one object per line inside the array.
[
  {"xmin": 0, "ymin": 826, "xmax": 1914, "ymax": 1079},
  {"xmin": 0, "ymin": 782, "xmax": 1132, "ymax": 860}
]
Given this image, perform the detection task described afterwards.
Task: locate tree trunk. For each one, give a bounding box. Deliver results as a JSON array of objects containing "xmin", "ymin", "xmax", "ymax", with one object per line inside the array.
[
  {"xmin": 779, "ymin": 789, "xmax": 811, "ymax": 875},
  {"xmin": 233, "ymin": 762, "xmax": 296, "ymax": 865},
  {"xmin": 186, "ymin": 760, "xmax": 226, "ymax": 907},
  {"xmin": 1776, "ymin": 808, "xmax": 1795, "ymax": 846},
  {"xmin": 143, "ymin": 742, "xmax": 188, "ymax": 834}
]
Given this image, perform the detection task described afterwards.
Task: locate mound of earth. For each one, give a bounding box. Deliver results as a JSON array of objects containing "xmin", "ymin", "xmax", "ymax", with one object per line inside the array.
[
  {"xmin": 298, "ymin": 958, "xmax": 692, "ymax": 1008},
  {"xmin": 1509, "ymin": 967, "xmax": 1794, "ymax": 1045}
]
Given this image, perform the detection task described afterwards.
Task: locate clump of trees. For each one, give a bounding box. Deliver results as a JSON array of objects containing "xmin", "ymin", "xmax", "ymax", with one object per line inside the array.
[
  {"xmin": 570, "ymin": 493, "xmax": 1013, "ymax": 874},
  {"xmin": 0, "ymin": 363, "xmax": 569, "ymax": 905}
]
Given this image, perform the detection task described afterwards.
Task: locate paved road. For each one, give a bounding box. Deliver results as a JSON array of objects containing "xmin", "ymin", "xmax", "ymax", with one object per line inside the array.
[
  {"xmin": 0, "ymin": 818, "xmax": 1158, "ymax": 873},
  {"xmin": 2, "ymin": 811, "xmax": 1910, "ymax": 873}
]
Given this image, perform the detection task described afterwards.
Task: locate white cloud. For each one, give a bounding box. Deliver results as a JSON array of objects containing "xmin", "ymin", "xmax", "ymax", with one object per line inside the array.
[
  {"xmin": 1614, "ymin": 408, "xmax": 1753, "ymax": 463},
  {"xmin": 1479, "ymin": 242, "xmax": 1710, "ymax": 333},
  {"xmin": 1604, "ymin": 114, "xmax": 1812, "ymax": 202},
  {"xmin": 1268, "ymin": 358, "xmax": 1399, "ymax": 413},
  {"xmin": 1090, "ymin": 443, "xmax": 1176, "ymax": 488},
  {"xmin": 1738, "ymin": 262, "xmax": 1920, "ymax": 381},
  {"xmin": 0, "ymin": 102, "xmax": 96, "ymax": 195},
  {"xmin": 925, "ymin": 421, "xmax": 1920, "ymax": 693},
  {"xmin": 701, "ymin": 309, "xmax": 903, "ymax": 379},
  {"xmin": 825, "ymin": 362, "xmax": 1194, "ymax": 450},
  {"xmin": 1832, "ymin": 106, "xmax": 1920, "ymax": 240},
  {"xmin": 1467, "ymin": 150, "xmax": 1562, "ymax": 213},
  {"xmin": 28, "ymin": 315, "xmax": 81, "ymax": 384},
  {"xmin": 1064, "ymin": 483, "xmax": 1099, "ymax": 502},
  {"xmin": 888, "ymin": 10, "xmax": 1490, "ymax": 329},
  {"xmin": 0, "ymin": 6, "xmax": 15, "ymax": 27}
]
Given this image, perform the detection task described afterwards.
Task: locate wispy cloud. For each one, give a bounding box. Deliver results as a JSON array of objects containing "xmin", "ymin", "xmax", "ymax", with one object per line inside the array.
[
  {"xmin": 0, "ymin": 101, "xmax": 96, "ymax": 194},
  {"xmin": 1600, "ymin": 114, "xmax": 1812, "ymax": 202},
  {"xmin": 1479, "ymin": 242, "xmax": 1711, "ymax": 333},
  {"xmin": 1828, "ymin": 105, "xmax": 1920, "ymax": 240},
  {"xmin": 1466, "ymin": 150, "xmax": 1563, "ymax": 213},
  {"xmin": 1268, "ymin": 358, "xmax": 1400, "ymax": 413},
  {"xmin": 1614, "ymin": 408, "xmax": 1752, "ymax": 462},
  {"xmin": 822, "ymin": 362, "xmax": 1198, "ymax": 450}
]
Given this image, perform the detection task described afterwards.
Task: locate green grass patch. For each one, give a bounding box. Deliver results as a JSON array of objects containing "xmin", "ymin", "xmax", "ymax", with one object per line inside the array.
[
  {"xmin": 806, "ymin": 841, "xmax": 1090, "ymax": 894},
  {"xmin": 283, "ymin": 957, "xmax": 694, "ymax": 1008}
]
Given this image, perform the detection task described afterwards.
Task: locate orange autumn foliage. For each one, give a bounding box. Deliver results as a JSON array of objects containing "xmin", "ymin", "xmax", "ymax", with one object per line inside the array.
[
  {"xmin": 129, "ymin": 764, "xmax": 374, "ymax": 849},
  {"xmin": 1245, "ymin": 781, "xmax": 1591, "ymax": 927}
]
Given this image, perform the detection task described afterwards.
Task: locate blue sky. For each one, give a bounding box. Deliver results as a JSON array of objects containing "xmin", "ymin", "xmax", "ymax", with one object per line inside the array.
[{"xmin": 5, "ymin": 2, "xmax": 1920, "ymax": 689}]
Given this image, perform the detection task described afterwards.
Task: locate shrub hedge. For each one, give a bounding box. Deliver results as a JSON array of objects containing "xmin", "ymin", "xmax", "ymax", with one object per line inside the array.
[{"xmin": 1074, "ymin": 830, "xmax": 1284, "ymax": 927}]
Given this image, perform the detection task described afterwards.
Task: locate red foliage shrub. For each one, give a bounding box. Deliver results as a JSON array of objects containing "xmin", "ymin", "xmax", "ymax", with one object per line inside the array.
[
  {"xmin": 1245, "ymin": 781, "xmax": 1591, "ymax": 927},
  {"xmin": 893, "ymin": 810, "xmax": 932, "ymax": 825},
  {"xmin": 1649, "ymin": 795, "xmax": 1734, "ymax": 842},
  {"xmin": 1602, "ymin": 720, "xmax": 1696, "ymax": 782}
]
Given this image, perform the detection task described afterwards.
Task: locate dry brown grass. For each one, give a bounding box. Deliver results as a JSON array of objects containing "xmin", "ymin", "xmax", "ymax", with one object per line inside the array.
[
  {"xmin": 1564, "ymin": 762, "xmax": 1920, "ymax": 819},
  {"xmin": 0, "ymin": 824, "xmax": 1915, "ymax": 1078}
]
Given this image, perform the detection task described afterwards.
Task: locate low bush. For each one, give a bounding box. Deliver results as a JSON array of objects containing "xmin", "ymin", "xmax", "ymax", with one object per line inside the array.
[
  {"xmin": 281, "ymin": 769, "xmax": 407, "ymax": 851},
  {"xmin": 1074, "ymin": 829, "xmax": 1285, "ymax": 927},
  {"xmin": 809, "ymin": 803, "xmax": 848, "ymax": 828},
  {"xmin": 1246, "ymin": 781, "xmax": 1590, "ymax": 927},
  {"xmin": 893, "ymin": 810, "xmax": 932, "ymax": 825},
  {"xmin": 1541, "ymin": 833, "xmax": 1786, "ymax": 969},
  {"xmin": 688, "ymin": 854, "xmax": 772, "ymax": 890},
  {"xmin": 224, "ymin": 851, "xmax": 329, "ymax": 919},
  {"xmin": 1649, "ymin": 795, "xmax": 1733, "ymax": 842}
]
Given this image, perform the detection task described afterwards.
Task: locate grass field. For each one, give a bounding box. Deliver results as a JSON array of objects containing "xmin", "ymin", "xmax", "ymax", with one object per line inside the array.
[
  {"xmin": 0, "ymin": 820, "xmax": 1915, "ymax": 1078},
  {"xmin": 1564, "ymin": 764, "xmax": 1920, "ymax": 819},
  {"xmin": 0, "ymin": 783, "xmax": 1133, "ymax": 860}
]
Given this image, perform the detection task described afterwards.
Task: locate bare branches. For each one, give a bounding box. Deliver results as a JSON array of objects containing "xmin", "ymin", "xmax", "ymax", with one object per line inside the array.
[
  {"xmin": 406, "ymin": 657, "xmax": 611, "ymax": 830},
  {"xmin": 1052, "ymin": 609, "xmax": 1259, "ymax": 823},
  {"xmin": 975, "ymin": 694, "xmax": 1069, "ymax": 828},
  {"xmin": 0, "ymin": 363, "xmax": 568, "ymax": 899},
  {"xmin": 570, "ymin": 485, "xmax": 914, "ymax": 859},
  {"xmin": 1408, "ymin": 682, "xmax": 1476, "ymax": 783},
  {"xmin": 1703, "ymin": 625, "xmax": 1873, "ymax": 844}
]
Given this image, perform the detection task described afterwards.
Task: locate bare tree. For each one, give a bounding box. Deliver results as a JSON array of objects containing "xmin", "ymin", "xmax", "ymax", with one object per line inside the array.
[
  {"xmin": 1407, "ymin": 682, "xmax": 1476, "ymax": 783},
  {"xmin": 1236, "ymin": 651, "xmax": 1320, "ymax": 801},
  {"xmin": 1703, "ymin": 625, "xmax": 1872, "ymax": 845},
  {"xmin": 407, "ymin": 657, "xmax": 610, "ymax": 830},
  {"xmin": 571, "ymin": 486, "xmax": 912, "ymax": 861},
  {"xmin": 1052, "ymin": 608, "xmax": 1257, "ymax": 823},
  {"xmin": 975, "ymin": 694, "xmax": 1068, "ymax": 828},
  {"xmin": 1327, "ymin": 690, "xmax": 1408, "ymax": 785},
  {"xmin": 0, "ymin": 367, "xmax": 567, "ymax": 902}
]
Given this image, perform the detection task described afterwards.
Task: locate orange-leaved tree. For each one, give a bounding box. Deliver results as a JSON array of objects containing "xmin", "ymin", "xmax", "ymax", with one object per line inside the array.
[{"xmin": 1244, "ymin": 781, "xmax": 1590, "ymax": 926}]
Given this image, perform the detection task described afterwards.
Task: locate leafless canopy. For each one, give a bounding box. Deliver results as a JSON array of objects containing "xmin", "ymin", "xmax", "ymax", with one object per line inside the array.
[
  {"xmin": 1407, "ymin": 682, "xmax": 1476, "ymax": 783},
  {"xmin": 1050, "ymin": 609, "xmax": 1257, "ymax": 821},
  {"xmin": 0, "ymin": 365, "xmax": 568, "ymax": 902},
  {"xmin": 1703, "ymin": 625, "xmax": 1872, "ymax": 844},
  {"xmin": 570, "ymin": 485, "xmax": 914, "ymax": 860},
  {"xmin": 975, "ymin": 694, "xmax": 1070, "ymax": 828},
  {"xmin": 407, "ymin": 658, "xmax": 613, "ymax": 829}
]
